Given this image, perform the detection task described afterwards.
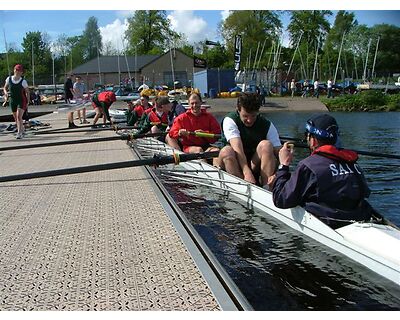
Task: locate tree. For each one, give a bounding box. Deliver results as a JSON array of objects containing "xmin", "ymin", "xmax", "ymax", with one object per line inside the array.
[
  {"xmin": 323, "ymin": 11, "xmax": 358, "ymax": 80},
  {"xmin": 125, "ymin": 10, "xmax": 180, "ymax": 55},
  {"xmin": 81, "ymin": 16, "xmax": 102, "ymax": 61},
  {"xmin": 325, "ymin": 11, "xmax": 358, "ymax": 49},
  {"xmin": 21, "ymin": 31, "xmax": 53, "ymax": 84},
  {"xmin": 369, "ymin": 24, "xmax": 400, "ymax": 76},
  {"xmin": 220, "ymin": 11, "xmax": 282, "ymax": 69},
  {"xmin": 287, "ymin": 11, "xmax": 332, "ymax": 79}
]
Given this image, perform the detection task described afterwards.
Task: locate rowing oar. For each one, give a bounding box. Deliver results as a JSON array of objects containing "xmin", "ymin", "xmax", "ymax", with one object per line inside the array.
[
  {"xmin": 279, "ymin": 136, "xmax": 400, "ymax": 160},
  {"xmin": 188, "ymin": 131, "xmax": 221, "ymax": 139},
  {"xmin": 0, "ymin": 132, "xmax": 166, "ymax": 152},
  {"xmin": 0, "ymin": 151, "xmax": 220, "ymax": 183},
  {"xmin": 34, "ymin": 125, "xmax": 140, "ymax": 135}
]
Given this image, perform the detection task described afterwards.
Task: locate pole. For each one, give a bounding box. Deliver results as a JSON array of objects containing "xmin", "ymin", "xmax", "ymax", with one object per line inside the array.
[
  {"xmin": 312, "ymin": 36, "xmax": 320, "ymax": 82},
  {"xmin": 97, "ymin": 42, "xmax": 101, "ymax": 85},
  {"xmin": 0, "ymin": 151, "xmax": 220, "ymax": 183},
  {"xmin": 334, "ymin": 33, "xmax": 345, "ymax": 84},
  {"xmin": 363, "ymin": 39, "xmax": 372, "ymax": 81},
  {"xmin": 279, "ymin": 136, "xmax": 400, "ymax": 160},
  {"xmin": 0, "ymin": 132, "xmax": 169, "ymax": 152},
  {"xmin": 371, "ymin": 36, "xmax": 380, "ymax": 80},
  {"xmin": 52, "ymin": 54, "xmax": 56, "ymax": 102},
  {"xmin": 32, "ymin": 42, "xmax": 35, "ymax": 87},
  {"xmin": 3, "ymin": 28, "xmax": 10, "ymax": 76},
  {"xmin": 169, "ymin": 46, "xmax": 176, "ymax": 91},
  {"xmin": 286, "ymin": 32, "xmax": 303, "ymax": 82}
]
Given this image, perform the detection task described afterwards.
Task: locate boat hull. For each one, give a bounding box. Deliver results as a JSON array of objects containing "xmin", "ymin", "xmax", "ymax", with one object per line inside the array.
[{"xmin": 134, "ymin": 137, "xmax": 400, "ymax": 286}]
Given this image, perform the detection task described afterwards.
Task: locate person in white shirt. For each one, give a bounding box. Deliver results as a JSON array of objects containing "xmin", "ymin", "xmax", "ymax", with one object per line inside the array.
[
  {"xmin": 3, "ymin": 64, "xmax": 29, "ymax": 139},
  {"xmin": 290, "ymin": 79, "xmax": 296, "ymax": 98},
  {"xmin": 327, "ymin": 78, "xmax": 334, "ymax": 98},
  {"xmin": 313, "ymin": 79, "xmax": 320, "ymax": 98},
  {"xmin": 216, "ymin": 93, "xmax": 282, "ymax": 190}
]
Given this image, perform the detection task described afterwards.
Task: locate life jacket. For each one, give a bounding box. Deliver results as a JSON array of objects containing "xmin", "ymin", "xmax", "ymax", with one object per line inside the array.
[{"xmin": 148, "ymin": 109, "xmax": 168, "ymax": 128}]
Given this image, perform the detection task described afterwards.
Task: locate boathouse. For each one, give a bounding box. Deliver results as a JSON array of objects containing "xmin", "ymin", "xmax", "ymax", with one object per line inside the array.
[{"xmin": 71, "ymin": 49, "xmax": 205, "ymax": 90}]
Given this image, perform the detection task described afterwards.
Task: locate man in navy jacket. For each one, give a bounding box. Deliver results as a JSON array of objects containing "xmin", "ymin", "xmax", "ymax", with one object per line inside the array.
[{"xmin": 273, "ymin": 114, "xmax": 373, "ymax": 229}]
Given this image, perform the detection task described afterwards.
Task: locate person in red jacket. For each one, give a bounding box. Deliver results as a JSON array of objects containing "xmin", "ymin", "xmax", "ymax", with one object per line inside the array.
[
  {"xmin": 91, "ymin": 90, "xmax": 116, "ymax": 127},
  {"xmin": 136, "ymin": 96, "xmax": 171, "ymax": 135},
  {"xmin": 167, "ymin": 93, "xmax": 221, "ymax": 164}
]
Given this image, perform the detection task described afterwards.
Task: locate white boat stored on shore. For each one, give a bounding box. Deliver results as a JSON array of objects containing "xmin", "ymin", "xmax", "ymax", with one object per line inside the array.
[{"xmin": 133, "ymin": 137, "xmax": 400, "ymax": 286}]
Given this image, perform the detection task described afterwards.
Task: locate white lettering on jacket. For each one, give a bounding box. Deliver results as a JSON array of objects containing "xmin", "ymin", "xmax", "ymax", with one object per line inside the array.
[{"xmin": 330, "ymin": 163, "xmax": 358, "ymax": 176}]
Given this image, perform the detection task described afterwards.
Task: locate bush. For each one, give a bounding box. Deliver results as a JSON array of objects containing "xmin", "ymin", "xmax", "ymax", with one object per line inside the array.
[{"xmin": 323, "ymin": 91, "xmax": 400, "ymax": 112}]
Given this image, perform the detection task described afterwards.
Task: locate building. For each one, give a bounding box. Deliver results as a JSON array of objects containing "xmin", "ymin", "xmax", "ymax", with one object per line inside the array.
[{"xmin": 71, "ymin": 49, "xmax": 204, "ymax": 90}]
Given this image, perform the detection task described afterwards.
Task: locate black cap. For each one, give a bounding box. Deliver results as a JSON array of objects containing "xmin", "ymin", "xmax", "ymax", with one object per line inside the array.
[{"xmin": 305, "ymin": 114, "xmax": 338, "ymax": 142}]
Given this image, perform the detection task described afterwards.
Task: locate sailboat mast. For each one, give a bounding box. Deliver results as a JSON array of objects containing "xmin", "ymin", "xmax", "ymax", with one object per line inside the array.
[
  {"xmin": 334, "ymin": 32, "xmax": 345, "ymax": 84},
  {"xmin": 371, "ymin": 36, "xmax": 380, "ymax": 80},
  {"xmin": 363, "ymin": 39, "xmax": 372, "ymax": 81},
  {"xmin": 97, "ymin": 42, "xmax": 101, "ymax": 85},
  {"xmin": 3, "ymin": 28, "xmax": 10, "ymax": 76},
  {"xmin": 32, "ymin": 42, "xmax": 35, "ymax": 87}
]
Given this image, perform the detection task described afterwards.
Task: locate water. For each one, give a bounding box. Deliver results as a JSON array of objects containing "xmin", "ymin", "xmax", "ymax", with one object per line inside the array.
[{"xmin": 154, "ymin": 111, "xmax": 400, "ymax": 310}]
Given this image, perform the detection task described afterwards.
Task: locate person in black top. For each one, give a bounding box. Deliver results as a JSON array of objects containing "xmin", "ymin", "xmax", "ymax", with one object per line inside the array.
[
  {"xmin": 273, "ymin": 114, "xmax": 374, "ymax": 229},
  {"xmin": 64, "ymin": 74, "xmax": 73, "ymax": 103}
]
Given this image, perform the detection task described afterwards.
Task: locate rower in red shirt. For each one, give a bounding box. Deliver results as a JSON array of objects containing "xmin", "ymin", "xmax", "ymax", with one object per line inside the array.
[{"xmin": 167, "ymin": 92, "xmax": 221, "ymax": 165}]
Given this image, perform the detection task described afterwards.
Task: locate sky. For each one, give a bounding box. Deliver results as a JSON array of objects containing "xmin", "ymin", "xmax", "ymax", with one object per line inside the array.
[{"xmin": 1, "ymin": 3, "xmax": 400, "ymax": 53}]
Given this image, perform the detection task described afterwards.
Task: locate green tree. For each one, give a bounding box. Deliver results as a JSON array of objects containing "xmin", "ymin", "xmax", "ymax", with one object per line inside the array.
[
  {"xmin": 325, "ymin": 11, "xmax": 358, "ymax": 49},
  {"xmin": 323, "ymin": 11, "xmax": 358, "ymax": 80},
  {"xmin": 81, "ymin": 16, "xmax": 102, "ymax": 61},
  {"xmin": 370, "ymin": 24, "xmax": 400, "ymax": 76},
  {"xmin": 220, "ymin": 10, "xmax": 282, "ymax": 69},
  {"xmin": 287, "ymin": 10, "xmax": 332, "ymax": 79},
  {"xmin": 21, "ymin": 31, "xmax": 52, "ymax": 84},
  {"xmin": 125, "ymin": 10, "xmax": 180, "ymax": 55}
]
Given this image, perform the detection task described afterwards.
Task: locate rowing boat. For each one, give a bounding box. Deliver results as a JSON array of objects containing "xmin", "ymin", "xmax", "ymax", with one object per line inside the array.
[
  {"xmin": 132, "ymin": 137, "xmax": 400, "ymax": 286},
  {"xmin": 53, "ymin": 100, "xmax": 92, "ymax": 113}
]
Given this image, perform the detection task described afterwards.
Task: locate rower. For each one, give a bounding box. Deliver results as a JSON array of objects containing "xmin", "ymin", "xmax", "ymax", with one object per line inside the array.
[
  {"xmin": 272, "ymin": 114, "xmax": 374, "ymax": 229},
  {"xmin": 136, "ymin": 96, "xmax": 172, "ymax": 138},
  {"xmin": 215, "ymin": 92, "xmax": 281, "ymax": 189},
  {"xmin": 166, "ymin": 92, "xmax": 221, "ymax": 165}
]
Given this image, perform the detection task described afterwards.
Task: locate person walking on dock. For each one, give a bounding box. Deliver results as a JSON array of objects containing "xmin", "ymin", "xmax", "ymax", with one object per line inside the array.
[
  {"xmin": 313, "ymin": 79, "xmax": 320, "ymax": 98},
  {"xmin": 273, "ymin": 114, "xmax": 373, "ymax": 229},
  {"xmin": 216, "ymin": 92, "xmax": 281, "ymax": 189},
  {"xmin": 3, "ymin": 64, "xmax": 29, "ymax": 139},
  {"xmin": 327, "ymin": 78, "xmax": 334, "ymax": 98},
  {"xmin": 290, "ymin": 79, "xmax": 296, "ymax": 98},
  {"xmin": 301, "ymin": 80, "xmax": 309, "ymax": 98}
]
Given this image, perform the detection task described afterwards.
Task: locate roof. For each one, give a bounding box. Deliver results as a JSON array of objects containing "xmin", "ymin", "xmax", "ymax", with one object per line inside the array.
[{"xmin": 71, "ymin": 55, "xmax": 160, "ymax": 74}]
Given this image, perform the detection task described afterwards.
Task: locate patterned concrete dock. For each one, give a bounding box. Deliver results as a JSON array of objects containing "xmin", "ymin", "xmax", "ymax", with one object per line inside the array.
[{"xmin": 0, "ymin": 112, "xmax": 238, "ymax": 310}]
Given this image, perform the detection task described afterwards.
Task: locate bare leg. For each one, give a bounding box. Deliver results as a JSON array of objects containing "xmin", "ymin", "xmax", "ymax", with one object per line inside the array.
[
  {"xmin": 165, "ymin": 135, "xmax": 181, "ymax": 151},
  {"xmin": 251, "ymin": 140, "xmax": 277, "ymax": 189},
  {"xmin": 216, "ymin": 146, "xmax": 243, "ymax": 178},
  {"xmin": 92, "ymin": 108, "xmax": 102, "ymax": 126}
]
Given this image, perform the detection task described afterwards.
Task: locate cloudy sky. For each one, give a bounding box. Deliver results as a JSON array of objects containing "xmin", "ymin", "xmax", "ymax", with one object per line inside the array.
[{"xmin": 1, "ymin": 8, "xmax": 399, "ymax": 53}]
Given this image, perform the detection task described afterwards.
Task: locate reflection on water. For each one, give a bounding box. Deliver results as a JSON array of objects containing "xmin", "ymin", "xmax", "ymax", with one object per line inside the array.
[
  {"xmin": 153, "ymin": 112, "xmax": 400, "ymax": 310},
  {"xmin": 160, "ymin": 177, "xmax": 400, "ymax": 310}
]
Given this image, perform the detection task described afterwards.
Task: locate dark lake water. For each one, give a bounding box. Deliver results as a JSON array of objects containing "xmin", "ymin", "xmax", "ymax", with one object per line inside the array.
[{"xmin": 154, "ymin": 111, "xmax": 400, "ymax": 310}]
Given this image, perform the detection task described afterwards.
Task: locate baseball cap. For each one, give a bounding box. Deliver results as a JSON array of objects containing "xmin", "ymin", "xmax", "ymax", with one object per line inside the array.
[
  {"xmin": 14, "ymin": 64, "xmax": 24, "ymax": 72},
  {"xmin": 305, "ymin": 114, "xmax": 339, "ymax": 142}
]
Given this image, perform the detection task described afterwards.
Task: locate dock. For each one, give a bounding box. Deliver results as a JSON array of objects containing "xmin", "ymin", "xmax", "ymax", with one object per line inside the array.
[{"xmin": 0, "ymin": 111, "xmax": 248, "ymax": 310}]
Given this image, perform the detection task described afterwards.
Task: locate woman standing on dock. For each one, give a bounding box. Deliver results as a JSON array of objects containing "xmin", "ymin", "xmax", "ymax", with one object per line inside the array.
[{"xmin": 3, "ymin": 64, "xmax": 29, "ymax": 139}]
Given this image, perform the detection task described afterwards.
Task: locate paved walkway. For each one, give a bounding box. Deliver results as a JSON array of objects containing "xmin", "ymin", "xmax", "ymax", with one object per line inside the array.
[{"xmin": 0, "ymin": 111, "xmax": 238, "ymax": 310}]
